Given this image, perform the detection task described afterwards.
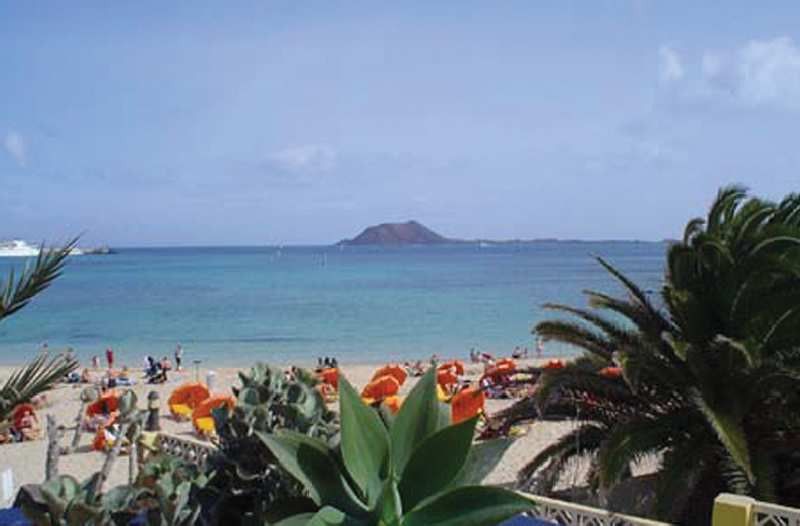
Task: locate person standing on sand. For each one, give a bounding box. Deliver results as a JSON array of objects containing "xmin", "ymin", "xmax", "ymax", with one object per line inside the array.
[
  {"xmin": 175, "ymin": 344, "xmax": 183, "ymax": 371},
  {"xmin": 92, "ymin": 355, "xmax": 100, "ymax": 370},
  {"xmin": 105, "ymin": 347, "xmax": 114, "ymax": 369}
]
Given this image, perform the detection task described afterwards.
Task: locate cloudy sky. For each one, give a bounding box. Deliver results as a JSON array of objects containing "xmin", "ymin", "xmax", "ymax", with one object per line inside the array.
[{"xmin": 2, "ymin": 2, "xmax": 799, "ymax": 245}]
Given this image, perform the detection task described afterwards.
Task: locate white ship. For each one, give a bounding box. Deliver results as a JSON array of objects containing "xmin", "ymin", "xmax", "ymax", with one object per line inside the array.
[
  {"xmin": 0, "ymin": 239, "xmax": 85, "ymax": 257},
  {"xmin": 0, "ymin": 240, "xmax": 40, "ymax": 257}
]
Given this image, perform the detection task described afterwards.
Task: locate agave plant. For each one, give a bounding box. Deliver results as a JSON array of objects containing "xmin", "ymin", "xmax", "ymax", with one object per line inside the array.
[
  {"xmin": 499, "ymin": 187, "xmax": 800, "ymax": 524},
  {"xmin": 260, "ymin": 367, "xmax": 533, "ymax": 526},
  {"xmin": 205, "ymin": 363, "xmax": 339, "ymax": 523}
]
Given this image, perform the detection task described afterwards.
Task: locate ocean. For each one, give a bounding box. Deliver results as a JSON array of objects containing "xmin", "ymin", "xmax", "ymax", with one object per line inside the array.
[{"xmin": 0, "ymin": 243, "xmax": 666, "ymax": 366}]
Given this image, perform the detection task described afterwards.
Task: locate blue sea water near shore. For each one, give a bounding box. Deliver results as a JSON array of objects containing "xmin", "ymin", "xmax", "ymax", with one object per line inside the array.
[{"xmin": 0, "ymin": 242, "xmax": 666, "ymax": 366}]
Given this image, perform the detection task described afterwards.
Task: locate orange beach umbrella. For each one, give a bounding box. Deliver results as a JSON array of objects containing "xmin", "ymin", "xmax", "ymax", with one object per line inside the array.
[
  {"xmin": 168, "ymin": 382, "xmax": 210, "ymax": 419},
  {"xmin": 437, "ymin": 360, "xmax": 465, "ymax": 376},
  {"xmin": 451, "ymin": 387, "xmax": 485, "ymax": 424},
  {"xmin": 371, "ymin": 365, "xmax": 407, "ymax": 386},
  {"xmin": 192, "ymin": 395, "xmax": 235, "ymax": 435},
  {"xmin": 86, "ymin": 391, "xmax": 119, "ymax": 417},
  {"xmin": 318, "ymin": 368, "xmax": 339, "ymax": 390},
  {"xmin": 361, "ymin": 375, "xmax": 400, "ymax": 403}
]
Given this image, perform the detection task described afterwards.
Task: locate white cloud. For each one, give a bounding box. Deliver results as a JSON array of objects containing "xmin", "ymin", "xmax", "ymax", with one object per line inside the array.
[
  {"xmin": 735, "ymin": 37, "xmax": 800, "ymax": 108},
  {"xmin": 4, "ymin": 131, "xmax": 26, "ymax": 167},
  {"xmin": 266, "ymin": 145, "xmax": 336, "ymax": 173},
  {"xmin": 659, "ymin": 45, "xmax": 684, "ymax": 82},
  {"xmin": 662, "ymin": 36, "xmax": 800, "ymax": 110}
]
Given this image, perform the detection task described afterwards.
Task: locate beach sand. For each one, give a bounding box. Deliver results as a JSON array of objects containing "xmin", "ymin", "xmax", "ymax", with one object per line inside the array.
[{"xmin": 0, "ymin": 358, "xmax": 582, "ymax": 505}]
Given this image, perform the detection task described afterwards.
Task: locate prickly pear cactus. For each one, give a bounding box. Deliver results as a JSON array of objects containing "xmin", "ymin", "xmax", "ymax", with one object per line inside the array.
[{"xmin": 207, "ymin": 363, "xmax": 338, "ymax": 523}]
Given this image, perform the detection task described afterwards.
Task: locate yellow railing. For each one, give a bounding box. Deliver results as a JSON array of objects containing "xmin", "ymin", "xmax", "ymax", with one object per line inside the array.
[{"xmin": 712, "ymin": 493, "xmax": 800, "ymax": 526}]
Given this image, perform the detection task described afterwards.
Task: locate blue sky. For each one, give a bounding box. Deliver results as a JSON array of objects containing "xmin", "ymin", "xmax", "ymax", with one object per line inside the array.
[{"xmin": 2, "ymin": 2, "xmax": 800, "ymax": 245}]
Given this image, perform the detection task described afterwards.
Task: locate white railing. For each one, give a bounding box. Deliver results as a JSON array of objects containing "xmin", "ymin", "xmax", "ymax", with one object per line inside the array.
[
  {"xmin": 752, "ymin": 500, "xmax": 800, "ymax": 526},
  {"xmin": 155, "ymin": 433, "xmax": 217, "ymax": 467},
  {"xmin": 522, "ymin": 494, "xmax": 671, "ymax": 526}
]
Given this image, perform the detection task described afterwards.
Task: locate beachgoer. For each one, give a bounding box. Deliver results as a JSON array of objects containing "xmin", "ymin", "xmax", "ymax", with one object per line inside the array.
[
  {"xmin": 512, "ymin": 346, "xmax": 522, "ymax": 359},
  {"xmin": 145, "ymin": 356, "xmax": 157, "ymax": 376},
  {"xmin": 161, "ymin": 356, "xmax": 172, "ymax": 371},
  {"xmin": 81, "ymin": 368, "xmax": 92, "ymax": 383},
  {"xmin": 536, "ymin": 337, "xmax": 544, "ymax": 358},
  {"xmin": 92, "ymin": 355, "xmax": 100, "ymax": 370},
  {"xmin": 105, "ymin": 348, "xmax": 114, "ymax": 369},
  {"xmin": 175, "ymin": 344, "xmax": 183, "ymax": 371}
]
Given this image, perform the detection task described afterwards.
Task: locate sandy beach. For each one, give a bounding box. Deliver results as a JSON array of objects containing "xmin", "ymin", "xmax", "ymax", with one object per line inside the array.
[{"xmin": 0, "ymin": 357, "xmax": 582, "ymax": 505}]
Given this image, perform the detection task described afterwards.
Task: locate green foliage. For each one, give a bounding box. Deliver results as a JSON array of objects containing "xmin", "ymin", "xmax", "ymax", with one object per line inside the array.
[
  {"xmin": 18, "ymin": 455, "xmax": 209, "ymax": 526},
  {"xmin": 260, "ymin": 368, "xmax": 534, "ymax": 526},
  {"xmin": 206, "ymin": 363, "xmax": 338, "ymax": 523},
  {"xmin": 1, "ymin": 238, "xmax": 77, "ymax": 322},
  {"xmin": 136, "ymin": 455, "xmax": 209, "ymax": 526},
  {"xmin": 17, "ymin": 473, "xmax": 108, "ymax": 525},
  {"xmin": 506, "ymin": 186, "xmax": 800, "ymax": 524},
  {"xmin": 0, "ymin": 352, "xmax": 78, "ymax": 422},
  {"xmin": 0, "ymin": 239, "xmax": 79, "ymax": 421}
]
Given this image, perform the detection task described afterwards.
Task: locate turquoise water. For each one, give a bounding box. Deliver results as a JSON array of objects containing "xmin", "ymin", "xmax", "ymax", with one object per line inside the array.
[{"xmin": 0, "ymin": 243, "xmax": 666, "ymax": 366}]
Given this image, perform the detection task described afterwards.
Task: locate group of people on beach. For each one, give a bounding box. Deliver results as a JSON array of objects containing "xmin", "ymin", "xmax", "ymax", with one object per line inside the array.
[
  {"xmin": 316, "ymin": 356, "xmax": 339, "ymax": 370},
  {"xmin": 469, "ymin": 337, "xmax": 545, "ymax": 364},
  {"xmin": 62, "ymin": 344, "xmax": 187, "ymax": 388}
]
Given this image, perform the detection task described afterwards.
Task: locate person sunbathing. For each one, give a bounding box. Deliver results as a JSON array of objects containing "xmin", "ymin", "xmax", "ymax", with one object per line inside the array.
[
  {"xmin": 116, "ymin": 366, "xmax": 135, "ymax": 386},
  {"xmin": 12, "ymin": 410, "xmax": 41, "ymax": 442}
]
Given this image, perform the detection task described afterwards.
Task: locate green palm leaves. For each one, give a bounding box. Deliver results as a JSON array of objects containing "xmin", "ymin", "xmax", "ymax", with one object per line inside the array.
[
  {"xmin": 260, "ymin": 368, "xmax": 534, "ymax": 526},
  {"xmin": 1, "ymin": 238, "xmax": 77, "ymax": 322},
  {"xmin": 508, "ymin": 187, "xmax": 800, "ymax": 523},
  {"xmin": 0, "ymin": 239, "xmax": 78, "ymax": 422}
]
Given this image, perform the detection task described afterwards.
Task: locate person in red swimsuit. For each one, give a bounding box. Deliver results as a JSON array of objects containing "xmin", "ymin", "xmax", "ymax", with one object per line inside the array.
[{"xmin": 105, "ymin": 348, "xmax": 114, "ymax": 369}]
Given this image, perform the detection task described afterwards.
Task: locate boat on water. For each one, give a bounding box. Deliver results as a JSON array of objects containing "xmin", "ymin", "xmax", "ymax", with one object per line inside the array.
[
  {"xmin": 0, "ymin": 239, "xmax": 87, "ymax": 257},
  {"xmin": 0, "ymin": 240, "xmax": 40, "ymax": 257}
]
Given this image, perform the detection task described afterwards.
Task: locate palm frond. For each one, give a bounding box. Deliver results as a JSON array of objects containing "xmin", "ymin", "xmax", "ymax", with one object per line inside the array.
[
  {"xmin": 692, "ymin": 391, "xmax": 754, "ymax": 484},
  {"xmin": 517, "ymin": 423, "xmax": 606, "ymax": 493},
  {"xmin": 0, "ymin": 238, "xmax": 78, "ymax": 322},
  {"xmin": 0, "ymin": 352, "xmax": 78, "ymax": 421}
]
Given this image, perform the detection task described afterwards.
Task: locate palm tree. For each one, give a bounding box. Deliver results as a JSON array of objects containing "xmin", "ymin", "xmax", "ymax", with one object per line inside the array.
[
  {"xmin": 497, "ymin": 187, "xmax": 800, "ymax": 524},
  {"xmin": 0, "ymin": 240, "xmax": 80, "ymax": 422}
]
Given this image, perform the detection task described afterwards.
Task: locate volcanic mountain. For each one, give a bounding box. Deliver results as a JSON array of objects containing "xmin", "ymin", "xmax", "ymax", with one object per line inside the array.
[{"xmin": 338, "ymin": 221, "xmax": 451, "ymax": 245}]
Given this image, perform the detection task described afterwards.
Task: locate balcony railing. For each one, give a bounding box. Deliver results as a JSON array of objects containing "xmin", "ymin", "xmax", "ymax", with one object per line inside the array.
[{"xmin": 522, "ymin": 493, "xmax": 671, "ymax": 526}]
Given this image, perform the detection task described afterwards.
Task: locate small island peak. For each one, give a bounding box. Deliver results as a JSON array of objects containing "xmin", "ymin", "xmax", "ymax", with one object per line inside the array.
[{"xmin": 337, "ymin": 220, "xmax": 450, "ymax": 245}]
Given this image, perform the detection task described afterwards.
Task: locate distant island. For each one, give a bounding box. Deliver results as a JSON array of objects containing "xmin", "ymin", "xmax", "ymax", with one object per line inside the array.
[
  {"xmin": 336, "ymin": 220, "xmax": 670, "ymax": 246},
  {"xmin": 338, "ymin": 221, "xmax": 449, "ymax": 245}
]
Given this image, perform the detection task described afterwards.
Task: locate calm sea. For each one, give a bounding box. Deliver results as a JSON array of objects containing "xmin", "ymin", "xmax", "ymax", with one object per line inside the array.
[{"xmin": 0, "ymin": 243, "xmax": 665, "ymax": 366}]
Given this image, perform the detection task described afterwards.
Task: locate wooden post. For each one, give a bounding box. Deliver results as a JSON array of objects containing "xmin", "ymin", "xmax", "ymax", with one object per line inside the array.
[
  {"xmin": 68, "ymin": 401, "xmax": 86, "ymax": 453},
  {"xmin": 145, "ymin": 391, "xmax": 161, "ymax": 432},
  {"xmin": 128, "ymin": 440, "xmax": 137, "ymax": 485},
  {"xmin": 95, "ymin": 421, "xmax": 128, "ymax": 495},
  {"xmin": 45, "ymin": 415, "xmax": 60, "ymax": 480}
]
